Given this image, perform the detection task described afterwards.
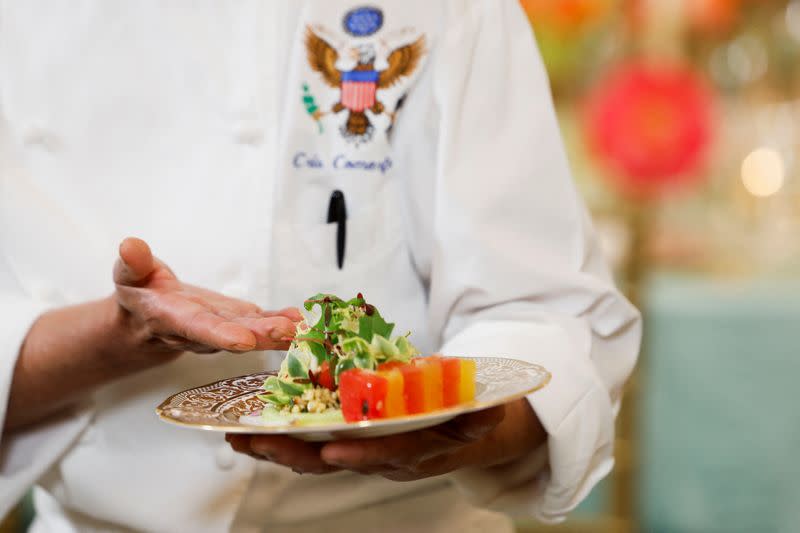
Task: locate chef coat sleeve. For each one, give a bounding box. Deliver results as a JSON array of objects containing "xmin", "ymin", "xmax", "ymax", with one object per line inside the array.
[
  {"xmin": 426, "ymin": 0, "xmax": 642, "ymax": 523},
  {"xmin": 0, "ymin": 256, "xmax": 91, "ymax": 518}
]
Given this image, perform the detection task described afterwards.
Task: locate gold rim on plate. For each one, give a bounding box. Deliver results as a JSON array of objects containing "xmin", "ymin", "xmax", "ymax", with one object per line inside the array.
[{"xmin": 156, "ymin": 356, "xmax": 551, "ymax": 434}]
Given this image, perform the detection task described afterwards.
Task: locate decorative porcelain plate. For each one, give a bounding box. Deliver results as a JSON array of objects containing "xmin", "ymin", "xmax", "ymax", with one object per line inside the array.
[{"xmin": 156, "ymin": 357, "xmax": 550, "ymax": 442}]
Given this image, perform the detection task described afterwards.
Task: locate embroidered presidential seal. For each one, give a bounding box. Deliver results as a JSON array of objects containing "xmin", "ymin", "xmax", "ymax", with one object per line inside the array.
[{"xmin": 302, "ymin": 6, "xmax": 426, "ymax": 146}]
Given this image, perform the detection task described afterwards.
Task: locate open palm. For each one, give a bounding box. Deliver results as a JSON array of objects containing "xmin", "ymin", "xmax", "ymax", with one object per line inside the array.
[{"xmin": 113, "ymin": 237, "xmax": 299, "ymax": 354}]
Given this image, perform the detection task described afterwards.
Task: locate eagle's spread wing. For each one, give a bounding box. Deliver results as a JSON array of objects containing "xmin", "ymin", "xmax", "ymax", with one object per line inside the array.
[
  {"xmin": 378, "ymin": 36, "xmax": 426, "ymax": 89},
  {"xmin": 305, "ymin": 26, "xmax": 340, "ymax": 88}
]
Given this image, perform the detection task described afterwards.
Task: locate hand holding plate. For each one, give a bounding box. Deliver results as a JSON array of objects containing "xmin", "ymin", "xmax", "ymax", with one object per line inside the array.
[{"xmin": 227, "ymin": 398, "xmax": 545, "ymax": 482}]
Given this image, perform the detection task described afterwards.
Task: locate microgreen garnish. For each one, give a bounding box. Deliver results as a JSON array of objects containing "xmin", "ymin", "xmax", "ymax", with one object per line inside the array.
[{"xmin": 266, "ymin": 293, "xmax": 419, "ymax": 404}]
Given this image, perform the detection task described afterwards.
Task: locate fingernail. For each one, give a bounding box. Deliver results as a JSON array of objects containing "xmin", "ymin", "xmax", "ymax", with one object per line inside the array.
[
  {"xmin": 250, "ymin": 443, "xmax": 273, "ymax": 460},
  {"xmin": 270, "ymin": 329, "xmax": 290, "ymax": 341},
  {"xmin": 232, "ymin": 343, "xmax": 255, "ymax": 351},
  {"xmin": 322, "ymin": 455, "xmax": 347, "ymax": 467}
]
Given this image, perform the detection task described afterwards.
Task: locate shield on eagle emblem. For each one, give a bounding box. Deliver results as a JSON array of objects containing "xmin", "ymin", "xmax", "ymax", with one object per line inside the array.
[
  {"xmin": 303, "ymin": 6, "xmax": 426, "ymax": 145},
  {"xmin": 341, "ymin": 70, "xmax": 379, "ymax": 112}
]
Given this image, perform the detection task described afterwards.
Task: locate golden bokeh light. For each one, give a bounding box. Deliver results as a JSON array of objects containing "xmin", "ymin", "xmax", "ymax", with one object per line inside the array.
[{"xmin": 741, "ymin": 147, "xmax": 785, "ymax": 197}]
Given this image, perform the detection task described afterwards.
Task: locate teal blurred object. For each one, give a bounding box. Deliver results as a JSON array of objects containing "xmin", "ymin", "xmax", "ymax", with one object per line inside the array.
[
  {"xmin": 641, "ymin": 275, "xmax": 800, "ymax": 533},
  {"xmin": 572, "ymin": 477, "xmax": 608, "ymax": 517},
  {"xmin": 20, "ymin": 492, "xmax": 33, "ymax": 532}
]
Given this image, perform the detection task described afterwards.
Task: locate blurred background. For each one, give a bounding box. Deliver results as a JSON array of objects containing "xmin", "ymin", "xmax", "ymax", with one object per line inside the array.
[
  {"xmin": 2, "ymin": 1, "xmax": 799, "ymax": 532},
  {"xmin": 516, "ymin": 0, "xmax": 800, "ymax": 532}
]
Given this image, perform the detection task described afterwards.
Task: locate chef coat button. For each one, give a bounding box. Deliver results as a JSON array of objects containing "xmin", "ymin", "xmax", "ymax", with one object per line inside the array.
[
  {"xmin": 233, "ymin": 126, "xmax": 264, "ymax": 147},
  {"xmin": 29, "ymin": 282, "xmax": 60, "ymax": 304},
  {"xmin": 24, "ymin": 127, "xmax": 61, "ymax": 152},
  {"xmin": 215, "ymin": 443, "xmax": 237, "ymax": 471}
]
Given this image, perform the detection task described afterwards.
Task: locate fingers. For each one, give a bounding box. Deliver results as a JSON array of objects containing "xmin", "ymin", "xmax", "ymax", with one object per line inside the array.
[
  {"xmin": 228, "ymin": 434, "xmax": 339, "ymax": 475},
  {"xmin": 114, "ymin": 237, "xmax": 155, "ymax": 286},
  {"xmin": 148, "ymin": 335, "xmax": 222, "ymax": 354},
  {"xmin": 321, "ymin": 430, "xmax": 454, "ymax": 470},
  {"xmin": 319, "ymin": 406, "xmax": 506, "ymax": 474},
  {"xmin": 174, "ymin": 311, "xmax": 295, "ymax": 352},
  {"xmin": 225, "ymin": 408, "xmax": 507, "ymax": 481},
  {"xmin": 193, "ymin": 289, "xmax": 303, "ymax": 326},
  {"xmin": 319, "ymin": 432, "xmax": 459, "ymax": 480},
  {"xmin": 227, "ymin": 434, "xmax": 273, "ymax": 462},
  {"xmin": 120, "ymin": 286, "xmax": 297, "ymax": 353},
  {"xmin": 133, "ymin": 291, "xmax": 255, "ymax": 352},
  {"xmin": 178, "ymin": 308, "xmax": 259, "ymax": 352},
  {"xmin": 260, "ymin": 307, "xmax": 304, "ymax": 323},
  {"xmin": 437, "ymin": 405, "xmax": 506, "ymax": 442},
  {"xmin": 169, "ymin": 313, "xmax": 294, "ymax": 353},
  {"xmin": 112, "ymin": 237, "xmax": 300, "ymax": 353},
  {"xmin": 191, "ymin": 286, "xmax": 263, "ymax": 316},
  {"xmin": 231, "ymin": 315, "xmax": 297, "ymax": 351}
]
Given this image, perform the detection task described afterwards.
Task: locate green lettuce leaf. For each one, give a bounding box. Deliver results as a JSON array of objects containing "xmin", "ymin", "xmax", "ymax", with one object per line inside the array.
[
  {"xmin": 371, "ymin": 335, "xmax": 400, "ymax": 358},
  {"xmin": 357, "ymin": 314, "xmax": 394, "ymax": 343},
  {"xmin": 278, "ymin": 380, "xmax": 308, "ymax": 396},
  {"xmin": 276, "ymin": 293, "xmax": 419, "ymax": 388},
  {"xmin": 286, "ymin": 353, "xmax": 307, "ymax": 379},
  {"xmin": 303, "ymin": 293, "xmax": 342, "ymax": 311},
  {"xmin": 394, "ymin": 335, "xmax": 418, "ymax": 361},
  {"xmin": 263, "ymin": 376, "xmax": 284, "ymax": 393},
  {"xmin": 354, "ymin": 352, "xmax": 374, "ymax": 369},
  {"xmin": 258, "ymin": 393, "xmax": 292, "ymax": 406},
  {"xmin": 295, "ymin": 328, "xmax": 328, "ymax": 363},
  {"xmin": 334, "ymin": 358, "xmax": 356, "ymax": 383}
]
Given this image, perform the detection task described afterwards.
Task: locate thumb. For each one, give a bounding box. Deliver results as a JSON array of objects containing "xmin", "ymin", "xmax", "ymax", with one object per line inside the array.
[
  {"xmin": 440, "ymin": 405, "xmax": 506, "ymax": 443},
  {"xmin": 114, "ymin": 237, "xmax": 156, "ymax": 286}
]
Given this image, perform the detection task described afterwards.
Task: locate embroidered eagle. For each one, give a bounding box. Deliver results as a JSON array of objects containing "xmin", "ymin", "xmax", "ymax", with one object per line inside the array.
[{"xmin": 305, "ymin": 26, "xmax": 426, "ymax": 142}]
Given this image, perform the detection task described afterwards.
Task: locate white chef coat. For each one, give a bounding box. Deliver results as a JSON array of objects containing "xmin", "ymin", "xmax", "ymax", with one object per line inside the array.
[{"xmin": 0, "ymin": 1, "xmax": 642, "ymax": 531}]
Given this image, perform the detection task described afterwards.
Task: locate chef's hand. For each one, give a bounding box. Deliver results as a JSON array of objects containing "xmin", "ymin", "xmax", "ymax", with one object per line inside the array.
[
  {"xmin": 5, "ymin": 237, "xmax": 302, "ymax": 432},
  {"xmin": 226, "ymin": 398, "xmax": 545, "ymax": 480},
  {"xmin": 114, "ymin": 237, "xmax": 301, "ymax": 355}
]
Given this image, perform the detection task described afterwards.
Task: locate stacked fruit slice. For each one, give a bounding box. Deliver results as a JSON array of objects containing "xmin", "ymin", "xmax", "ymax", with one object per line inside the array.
[{"xmin": 338, "ymin": 356, "xmax": 477, "ymax": 422}]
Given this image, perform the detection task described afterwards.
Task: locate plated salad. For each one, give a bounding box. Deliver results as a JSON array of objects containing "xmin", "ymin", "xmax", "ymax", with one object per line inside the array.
[{"xmin": 256, "ymin": 293, "xmax": 476, "ymax": 425}]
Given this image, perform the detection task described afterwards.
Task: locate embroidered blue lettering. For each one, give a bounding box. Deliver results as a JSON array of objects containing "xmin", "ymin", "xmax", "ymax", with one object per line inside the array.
[
  {"xmin": 332, "ymin": 155, "xmax": 393, "ymax": 175},
  {"xmin": 293, "ymin": 151, "xmax": 324, "ymax": 169},
  {"xmin": 333, "ymin": 154, "xmax": 347, "ymax": 170}
]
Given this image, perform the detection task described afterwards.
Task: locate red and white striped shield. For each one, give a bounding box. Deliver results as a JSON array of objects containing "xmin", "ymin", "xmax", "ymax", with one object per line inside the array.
[
  {"xmin": 340, "ymin": 70, "xmax": 379, "ymax": 112},
  {"xmin": 341, "ymin": 82, "xmax": 377, "ymax": 112}
]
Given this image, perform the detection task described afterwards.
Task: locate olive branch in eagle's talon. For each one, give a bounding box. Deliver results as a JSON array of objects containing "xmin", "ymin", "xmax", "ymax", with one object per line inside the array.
[{"xmin": 302, "ymin": 83, "xmax": 325, "ymax": 133}]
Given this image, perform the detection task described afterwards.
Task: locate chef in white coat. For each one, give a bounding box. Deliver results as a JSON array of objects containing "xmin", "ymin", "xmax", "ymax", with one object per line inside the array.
[{"xmin": 0, "ymin": 1, "xmax": 641, "ymax": 532}]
